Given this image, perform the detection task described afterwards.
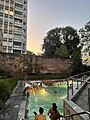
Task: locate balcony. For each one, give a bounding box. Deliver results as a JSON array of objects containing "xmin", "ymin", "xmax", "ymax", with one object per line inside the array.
[
  {"xmin": 14, "ymin": 14, "xmax": 23, "ymax": 19},
  {"xmin": 14, "ymin": 36, "xmax": 22, "ymax": 42},
  {"xmin": 15, "ymin": 0, "xmax": 23, "ymax": 4},
  {"xmin": 13, "ymin": 45, "xmax": 22, "ymax": 50},
  {"xmin": 15, "ymin": 6, "xmax": 23, "ymax": 11},
  {"xmin": 0, "ymin": 18, "xmax": 3, "ymax": 23},
  {"xmin": 0, "ymin": 8, "xmax": 3, "ymax": 13},
  {"xmin": 14, "ymin": 22, "xmax": 22, "ymax": 27},
  {"xmin": 14, "ymin": 30, "xmax": 22, "ymax": 34}
]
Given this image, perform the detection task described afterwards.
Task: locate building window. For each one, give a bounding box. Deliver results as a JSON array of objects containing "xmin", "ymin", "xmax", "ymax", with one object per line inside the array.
[
  {"xmin": 4, "ymin": 14, "xmax": 8, "ymax": 18},
  {"xmin": 5, "ymin": 6, "xmax": 9, "ymax": 10},
  {"xmin": 4, "ymin": 30, "xmax": 8, "ymax": 34},
  {"xmin": 8, "ymin": 38, "xmax": 12, "ymax": 42},
  {"xmin": 10, "ymin": 7, "xmax": 13, "ymax": 11},
  {"xmin": 3, "ymin": 37, "xmax": 7, "ymax": 42},
  {"xmin": 9, "ymin": 15, "xmax": 13, "ymax": 19},
  {"xmin": 0, "ymin": 12, "xmax": 3, "ymax": 17},
  {"xmin": 10, "ymin": 0, "xmax": 14, "ymax": 4},
  {"xmin": 8, "ymin": 46, "xmax": 12, "ymax": 53},
  {"xmin": 9, "ymin": 30, "xmax": 13, "ymax": 34},
  {"xmin": 5, "ymin": 0, "xmax": 9, "ymax": 3},
  {"xmin": 0, "ymin": 5, "xmax": 4, "ymax": 11},
  {"xmin": 3, "ymin": 46, "xmax": 7, "ymax": 52}
]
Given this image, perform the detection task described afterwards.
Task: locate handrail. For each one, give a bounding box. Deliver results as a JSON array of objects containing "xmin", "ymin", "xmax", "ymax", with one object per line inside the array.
[{"xmin": 60, "ymin": 111, "xmax": 90, "ymax": 119}]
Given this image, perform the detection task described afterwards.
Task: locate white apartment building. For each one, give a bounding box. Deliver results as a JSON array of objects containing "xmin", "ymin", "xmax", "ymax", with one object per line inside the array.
[
  {"xmin": 0, "ymin": 30, "xmax": 3, "ymax": 52},
  {"xmin": 79, "ymin": 21, "xmax": 90, "ymax": 65},
  {"xmin": 0, "ymin": 0, "xmax": 27, "ymax": 54}
]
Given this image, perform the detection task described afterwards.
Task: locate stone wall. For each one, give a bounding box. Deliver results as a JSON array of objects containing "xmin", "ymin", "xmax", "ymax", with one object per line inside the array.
[
  {"xmin": 0, "ymin": 53, "xmax": 71, "ymax": 76},
  {"xmin": 0, "ymin": 53, "xmax": 32, "ymax": 76},
  {"xmin": 32, "ymin": 56, "xmax": 71, "ymax": 75}
]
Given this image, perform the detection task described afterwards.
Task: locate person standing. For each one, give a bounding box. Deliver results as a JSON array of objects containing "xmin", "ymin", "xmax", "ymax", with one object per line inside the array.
[
  {"xmin": 47, "ymin": 103, "xmax": 61, "ymax": 120},
  {"xmin": 34, "ymin": 107, "xmax": 47, "ymax": 120}
]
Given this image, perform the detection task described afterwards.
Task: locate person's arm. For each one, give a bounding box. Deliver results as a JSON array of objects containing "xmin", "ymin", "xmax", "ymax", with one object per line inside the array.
[
  {"xmin": 47, "ymin": 108, "xmax": 52, "ymax": 118},
  {"xmin": 47, "ymin": 108, "xmax": 52, "ymax": 116}
]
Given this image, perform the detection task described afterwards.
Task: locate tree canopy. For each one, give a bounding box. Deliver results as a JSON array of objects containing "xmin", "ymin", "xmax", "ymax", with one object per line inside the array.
[
  {"xmin": 62, "ymin": 26, "xmax": 80, "ymax": 58},
  {"xmin": 42, "ymin": 27, "xmax": 62, "ymax": 57},
  {"xmin": 42, "ymin": 26, "xmax": 80, "ymax": 59}
]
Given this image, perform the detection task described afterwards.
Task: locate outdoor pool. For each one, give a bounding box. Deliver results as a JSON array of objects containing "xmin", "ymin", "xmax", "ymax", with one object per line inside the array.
[{"xmin": 27, "ymin": 81, "xmax": 67, "ymax": 120}]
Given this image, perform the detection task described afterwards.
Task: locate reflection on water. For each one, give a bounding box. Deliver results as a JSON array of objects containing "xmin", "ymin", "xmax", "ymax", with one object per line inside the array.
[{"xmin": 28, "ymin": 81, "xmax": 67, "ymax": 120}]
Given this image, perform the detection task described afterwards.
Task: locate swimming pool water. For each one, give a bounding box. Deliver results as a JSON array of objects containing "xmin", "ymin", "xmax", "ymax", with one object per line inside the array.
[{"xmin": 28, "ymin": 82, "xmax": 67, "ymax": 120}]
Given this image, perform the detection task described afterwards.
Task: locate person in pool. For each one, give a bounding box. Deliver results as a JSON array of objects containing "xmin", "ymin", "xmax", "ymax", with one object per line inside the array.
[{"xmin": 47, "ymin": 103, "xmax": 61, "ymax": 120}]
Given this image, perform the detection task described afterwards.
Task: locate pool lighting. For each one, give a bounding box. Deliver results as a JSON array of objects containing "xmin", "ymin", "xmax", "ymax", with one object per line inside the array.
[{"xmin": 39, "ymin": 88, "xmax": 48, "ymax": 96}]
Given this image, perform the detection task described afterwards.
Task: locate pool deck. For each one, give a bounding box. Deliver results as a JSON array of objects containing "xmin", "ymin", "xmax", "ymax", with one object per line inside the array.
[{"xmin": 0, "ymin": 81, "xmax": 27, "ymax": 120}]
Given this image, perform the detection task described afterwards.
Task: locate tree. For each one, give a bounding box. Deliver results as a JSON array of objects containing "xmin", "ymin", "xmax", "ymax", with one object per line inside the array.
[
  {"xmin": 62, "ymin": 26, "xmax": 80, "ymax": 58},
  {"xmin": 55, "ymin": 43, "xmax": 69, "ymax": 59},
  {"xmin": 42, "ymin": 26, "xmax": 80, "ymax": 59},
  {"xmin": 69, "ymin": 48, "xmax": 84, "ymax": 75},
  {"xmin": 42, "ymin": 27, "xmax": 62, "ymax": 57}
]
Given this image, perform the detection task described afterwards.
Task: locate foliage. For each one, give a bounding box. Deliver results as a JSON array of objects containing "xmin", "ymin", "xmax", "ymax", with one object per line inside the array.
[
  {"xmin": 62, "ymin": 26, "xmax": 80, "ymax": 57},
  {"xmin": 0, "ymin": 82, "xmax": 10, "ymax": 103},
  {"xmin": 42, "ymin": 26, "xmax": 80, "ymax": 59},
  {"xmin": 55, "ymin": 44, "xmax": 69, "ymax": 58},
  {"xmin": 27, "ymin": 73, "xmax": 69, "ymax": 80},
  {"xmin": 0, "ymin": 76, "xmax": 21, "ymax": 109},
  {"xmin": 42, "ymin": 27, "xmax": 62, "ymax": 57}
]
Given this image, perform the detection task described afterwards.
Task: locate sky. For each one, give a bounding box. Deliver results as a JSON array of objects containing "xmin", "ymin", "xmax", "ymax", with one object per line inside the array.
[{"xmin": 27, "ymin": 0, "xmax": 90, "ymax": 54}]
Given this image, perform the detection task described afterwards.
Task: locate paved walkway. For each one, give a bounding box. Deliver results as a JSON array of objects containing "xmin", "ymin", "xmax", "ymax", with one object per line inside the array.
[{"xmin": 0, "ymin": 81, "xmax": 27, "ymax": 120}]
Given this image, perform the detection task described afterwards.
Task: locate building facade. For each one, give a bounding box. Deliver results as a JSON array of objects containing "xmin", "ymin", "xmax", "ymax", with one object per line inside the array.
[
  {"xmin": 79, "ymin": 21, "xmax": 90, "ymax": 65},
  {"xmin": 0, "ymin": 0, "xmax": 27, "ymax": 54},
  {"xmin": 0, "ymin": 30, "xmax": 3, "ymax": 52}
]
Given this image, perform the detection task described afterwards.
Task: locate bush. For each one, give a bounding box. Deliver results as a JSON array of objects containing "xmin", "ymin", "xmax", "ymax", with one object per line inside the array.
[
  {"xmin": 0, "ymin": 82, "xmax": 11, "ymax": 103},
  {"xmin": 0, "ymin": 76, "xmax": 21, "ymax": 109},
  {"xmin": 0, "ymin": 100, "xmax": 4, "ymax": 110}
]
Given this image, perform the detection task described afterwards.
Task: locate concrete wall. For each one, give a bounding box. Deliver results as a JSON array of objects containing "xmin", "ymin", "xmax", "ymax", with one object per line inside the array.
[{"xmin": 64, "ymin": 99, "xmax": 89, "ymax": 120}]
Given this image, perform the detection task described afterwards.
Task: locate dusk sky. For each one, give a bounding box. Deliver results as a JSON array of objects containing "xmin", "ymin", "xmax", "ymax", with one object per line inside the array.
[{"xmin": 27, "ymin": 0, "xmax": 90, "ymax": 54}]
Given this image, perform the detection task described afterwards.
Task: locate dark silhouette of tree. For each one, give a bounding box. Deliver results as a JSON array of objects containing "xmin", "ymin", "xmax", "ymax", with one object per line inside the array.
[
  {"xmin": 62, "ymin": 26, "xmax": 80, "ymax": 58},
  {"xmin": 42, "ymin": 27, "xmax": 62, "ymax": 57}
]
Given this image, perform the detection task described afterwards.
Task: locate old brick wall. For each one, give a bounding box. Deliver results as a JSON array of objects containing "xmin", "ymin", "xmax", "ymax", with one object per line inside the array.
[
  {"xmin": 32, "ymin": 56, "xmax": 71, "ymax": 75},
  {"xmin": 0, "ymin": 53, "xmax": 31, "ymax": 76},
  {"xmin": 0, "ymin": 53, "xmax": 71, "ymax": 76}
]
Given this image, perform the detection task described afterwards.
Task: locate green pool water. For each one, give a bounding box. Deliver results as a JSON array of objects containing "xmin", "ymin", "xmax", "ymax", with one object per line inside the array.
[{"xmin": 28, "ymin": 81, "xmax": 67, "ymax": 120}]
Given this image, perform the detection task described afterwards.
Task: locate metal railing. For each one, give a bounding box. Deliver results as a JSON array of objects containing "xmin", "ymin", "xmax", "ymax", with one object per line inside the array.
[
  {"xmin": 60, "ymin": 111, "xmax": 90, "ymax": 120},
  {"xmin": 66, "ymin": 71, "xmax": 90, "ymax": 100}
]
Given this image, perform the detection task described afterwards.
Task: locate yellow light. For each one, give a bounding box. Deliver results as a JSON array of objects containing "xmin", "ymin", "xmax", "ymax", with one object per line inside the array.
[{"xmin": 39, "ymin": 89, "xmax": 48, "ymax": 96}]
